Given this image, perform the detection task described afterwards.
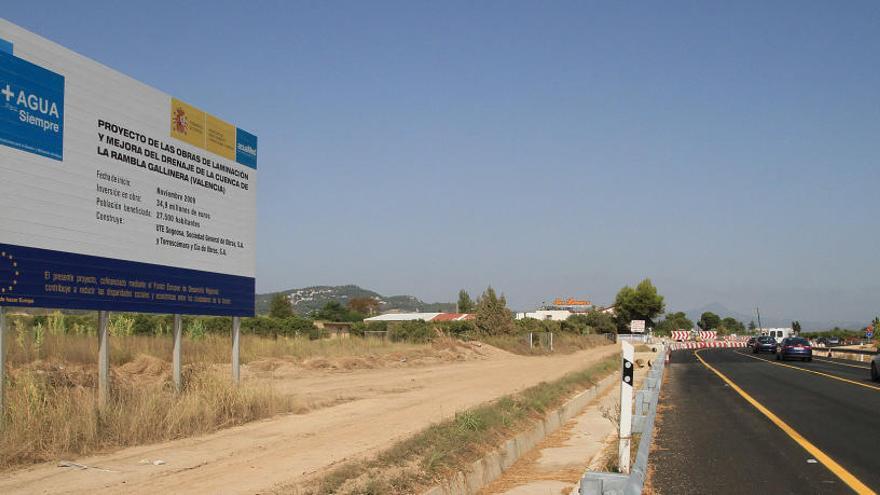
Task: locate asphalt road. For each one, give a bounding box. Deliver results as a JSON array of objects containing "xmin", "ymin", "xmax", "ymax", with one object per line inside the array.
[{"xmin": 650, "ymin": 348, "xmax": 880, "ymax": 495}]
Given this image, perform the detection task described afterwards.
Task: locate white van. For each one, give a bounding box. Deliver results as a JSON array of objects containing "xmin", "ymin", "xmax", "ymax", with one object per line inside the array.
[{"xmin": 764, "ymin": 328, "xmax": 792, "ymax": 344}]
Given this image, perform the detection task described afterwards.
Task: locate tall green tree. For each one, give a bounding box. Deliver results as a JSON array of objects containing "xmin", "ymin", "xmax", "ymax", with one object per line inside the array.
[
  {"xmin": 475, "ymin": 286, "xmax": 515, "ymax": 335},
  {"xmin": 268, "ymin": 293, "xmax": 294, "ymax": 319},
  {"xmin": 748, "ymin": 320, "xmax": 757, "ymax": 333},
  {"xmin": 348, "ymin": 297, "xmax": 380, "ymax": 315},
  {"xmin": 314, "ymin": 301, "xmax": 364, "ymax": 322},
  {"xmin": 719, "ymin": 317, "xmax": 745, "ymax": 335},
  {"xmin": 457, "ymin": 289, "xmax": 475, "ymax": 313},
  {"xmin": 655, "ymin": 312, "xmax": 694, "ymax": 336},
  {"xmin": 613, "ymin": 279, "xmax": 666, "ymax": 332},
  {"xmin": 791, "ymin": 321, "xmax": 802, "ymax": 335},
  {"xmin": 697, "ymin": 311, "xmax": 721, "ymax": 331},
  {"xmin": 568, "ymin": 311, "xmax": 617, "ymax": 335}
]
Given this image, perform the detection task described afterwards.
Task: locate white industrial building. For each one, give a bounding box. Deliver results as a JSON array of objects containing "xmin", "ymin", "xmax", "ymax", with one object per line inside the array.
[
  {"xmin": 515, "ymin": 310, "xmax": 573, "ymax": 321},
  {"xmin": 364, "ymin": 312, "xmax": 474, "ymax": 323}
]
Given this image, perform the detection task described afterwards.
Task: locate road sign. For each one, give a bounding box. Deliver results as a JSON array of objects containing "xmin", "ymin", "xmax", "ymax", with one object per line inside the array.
[
  {"xmin": 630, "ymin": 320, "xmax": 646, "ymax": 333},
  {"xmin": 866, "ymin": 326, "xmax": 874, "ymax": 339}
]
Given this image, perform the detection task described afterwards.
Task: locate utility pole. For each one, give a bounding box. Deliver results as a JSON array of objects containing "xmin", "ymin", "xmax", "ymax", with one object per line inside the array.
[{"xmin": 756, "ymin": 307, "xmax": 763, "ymax": 334}]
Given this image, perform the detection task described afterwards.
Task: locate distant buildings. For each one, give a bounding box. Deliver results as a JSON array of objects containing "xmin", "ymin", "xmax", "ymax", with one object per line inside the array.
[
  {"xmin": 515, "ymin": 297, "xmax": 608, "ymax": 321},
  {"xmin": 364, "ymin": 312, "xmax": 474, "ymax": 323},
  {"xmin": 515, "ymin": 310, "xmax": 573, "ymax": 321}
]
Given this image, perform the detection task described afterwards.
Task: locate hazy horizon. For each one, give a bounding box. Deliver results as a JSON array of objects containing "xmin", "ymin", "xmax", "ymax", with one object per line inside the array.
[{"xmin": 6, "ymin": 1, "xmax": 879, "ymax": 325}]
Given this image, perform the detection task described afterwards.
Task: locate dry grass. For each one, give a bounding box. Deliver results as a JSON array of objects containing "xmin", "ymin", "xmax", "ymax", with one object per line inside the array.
[
  {"xmin": 5, "ymin": 332, "xmax": 435, "ymax": 367},
  {"xmin": 0, "ymin": 330, "xmax": 437, "ymax": 470},
  {"xmin": 477, "ymin": 333, "xmax": 611, "ymax": 356},
  {"xmin": 0, "ymin": 363, "xmax": 296, "ymax": 469}
]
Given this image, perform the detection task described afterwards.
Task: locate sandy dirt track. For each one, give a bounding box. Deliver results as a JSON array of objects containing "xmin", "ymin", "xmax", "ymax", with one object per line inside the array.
[{"xmin": 0, "ymin": 343, "xmax": 619, "ymax": 495}]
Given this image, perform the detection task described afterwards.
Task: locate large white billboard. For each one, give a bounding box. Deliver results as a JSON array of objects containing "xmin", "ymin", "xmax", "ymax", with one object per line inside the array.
[{"xmin": 0, "ymin": 19, "xmax": 256, "ymax": 316}]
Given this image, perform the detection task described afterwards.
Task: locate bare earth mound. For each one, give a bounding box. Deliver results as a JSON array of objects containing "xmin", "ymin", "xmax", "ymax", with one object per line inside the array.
[{"xmin": 0, "ymin": 343, "xmax": 619, "ymax": 495}]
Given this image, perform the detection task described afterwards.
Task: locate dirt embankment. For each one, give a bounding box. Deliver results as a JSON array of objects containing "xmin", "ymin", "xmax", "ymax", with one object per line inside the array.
[{"xmin": 0, "ymin": 342, "xmax": 619, "ymax": 495}]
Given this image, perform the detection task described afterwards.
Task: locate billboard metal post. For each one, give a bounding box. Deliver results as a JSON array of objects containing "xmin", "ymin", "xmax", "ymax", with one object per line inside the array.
[
  {"xmin": 173, "ymin": 314, "xmax": 182, "ymax": 392},
  {"xmin": 619, "ymin": 340, "xmax": 635, "ymax": 473},
  {"xmin": 232, "ymin": 316, "xmax": 241, "ymax": 384},
  {"xmin": 98, "ymin": 311, "xmax": 110, "ymax": 406},
  {"xmin": 0, "ymin": 306, "xmax": 6, "ymax": 420}
]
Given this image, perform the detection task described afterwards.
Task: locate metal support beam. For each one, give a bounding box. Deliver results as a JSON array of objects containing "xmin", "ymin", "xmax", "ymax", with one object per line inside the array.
[
  {"xmin": 172, "ymin": 314, "xmax": 182, "ymax": 392},
  {"xmin": 232, "ymin": 316, "xmax": 240, "ymax": 384},
  {"xmin": 0, "ymin": 306, "xmax": 6, "ymax": 421},
  {"xmin": 98, "ymin": 311, "xmax": 110, "ymax": 406}
]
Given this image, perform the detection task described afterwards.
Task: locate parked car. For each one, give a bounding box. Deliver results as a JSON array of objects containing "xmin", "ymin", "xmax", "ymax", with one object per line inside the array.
[
  {"xmin": 746, "ymin": 336, "xmax": 757, "ymax": 350},
  {"xmin": 776, "ymin": 337, "xmax": 812, "ymax": 362},
  {"xmin": 872, "ymin": 354, "xmax": 879, "ymax": 382},
  {"xmin": 753, "ymin": 336, "xmax": 778, "ymax": 354}
]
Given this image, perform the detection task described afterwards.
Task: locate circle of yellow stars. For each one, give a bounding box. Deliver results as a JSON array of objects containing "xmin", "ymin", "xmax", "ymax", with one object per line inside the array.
[{"xmin": 1, "ymin": 251, "xmax": 19, "ymax": 293}]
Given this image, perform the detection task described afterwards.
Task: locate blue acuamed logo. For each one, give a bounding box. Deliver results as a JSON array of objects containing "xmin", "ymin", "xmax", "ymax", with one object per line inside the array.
[
  {"xmin": 0, "ymin": 51, "xmax": 64, "ymax": 161},
  {"xmin": 235, "ymin": 127, "xmax": 257, "ymax": 169}
]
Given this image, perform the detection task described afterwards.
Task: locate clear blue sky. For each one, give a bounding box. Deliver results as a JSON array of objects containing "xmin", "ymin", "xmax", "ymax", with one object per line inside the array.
[{"xmin": 5, "ymin": 1, "xmax": 879, "ymax": 325}]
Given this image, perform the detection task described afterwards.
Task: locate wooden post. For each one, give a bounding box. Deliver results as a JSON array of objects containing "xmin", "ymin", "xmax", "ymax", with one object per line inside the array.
[
  {"xmin": 98, "ymin": 311, "xmax": 110, "ymax": 406},
  {"xmin": 232, "ymin": 316, "xmax": 240, "ymax": 384},
  {"xmin": 0, "ymin": 306, "xmax": 6, "ymax": 420},
  {"xmin": 172, "ymin": 314, "xmax": 182, "ymax": 391}
]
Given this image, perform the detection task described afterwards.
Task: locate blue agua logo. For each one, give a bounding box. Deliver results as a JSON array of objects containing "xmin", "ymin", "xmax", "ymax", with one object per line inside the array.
[{"xmin": 0, "ymin": 51, "xmax": 64, "ymax": 161}]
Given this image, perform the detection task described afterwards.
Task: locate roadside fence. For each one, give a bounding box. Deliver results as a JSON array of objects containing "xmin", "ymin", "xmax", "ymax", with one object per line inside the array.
[{"xmin": 817, "ymin": 346, "xmax": 878, "ymax": 363}]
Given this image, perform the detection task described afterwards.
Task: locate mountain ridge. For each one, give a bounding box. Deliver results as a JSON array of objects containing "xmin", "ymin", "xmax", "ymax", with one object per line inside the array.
[{"xmin": 255, "ymin": 285, "xmax": 455, "ymax": 315}]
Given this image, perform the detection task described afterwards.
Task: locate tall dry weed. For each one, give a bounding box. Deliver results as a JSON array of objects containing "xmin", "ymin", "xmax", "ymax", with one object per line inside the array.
[{"xmin": 0, "ymin": 366, "xmax": 295, "ymax": 469}]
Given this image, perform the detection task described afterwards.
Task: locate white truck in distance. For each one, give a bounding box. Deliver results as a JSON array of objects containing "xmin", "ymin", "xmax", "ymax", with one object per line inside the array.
[{"xmin": 763, "ymin": 328, "xmax": 793, "ymax": 344}]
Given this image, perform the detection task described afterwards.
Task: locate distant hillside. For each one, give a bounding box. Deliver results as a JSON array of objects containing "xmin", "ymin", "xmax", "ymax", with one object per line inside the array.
[{"xmin": 255, "ymin": 285, "xmax": 455, "ymax": 315}]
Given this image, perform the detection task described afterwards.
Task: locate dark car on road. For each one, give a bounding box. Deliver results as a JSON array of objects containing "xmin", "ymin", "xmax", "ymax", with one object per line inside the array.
[
  {"xmin": 753, "ymin": 336, "xmax": 778, "ymax": 354},
  {"xmin": 746, "ymin": 337, "xmax": 757, "ymax": 350},
  {"xmin": 776, "ymin": 337, "xmax": 812, "ymax": 361}
]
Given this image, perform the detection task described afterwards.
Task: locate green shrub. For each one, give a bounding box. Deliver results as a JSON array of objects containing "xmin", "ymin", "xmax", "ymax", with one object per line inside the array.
[
  {"xmin": 438, "ymin": 320, "xmax": 475, "ymax": 338},
  {"xmin": 388, "ymin": 320, "xmax": 433, "ymax": 343}
]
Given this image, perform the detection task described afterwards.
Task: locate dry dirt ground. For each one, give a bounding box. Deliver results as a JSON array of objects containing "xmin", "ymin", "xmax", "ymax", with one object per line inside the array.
[{"xmin": 0, "ymin": 342, "xmax": 619, "ymax": 495}]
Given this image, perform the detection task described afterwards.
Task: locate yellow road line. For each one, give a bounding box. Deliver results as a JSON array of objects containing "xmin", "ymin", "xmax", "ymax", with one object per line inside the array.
[
  {"xmin": 812, "ymin": 357, "xmax": 870, "ymax": 370},
  {"xmin": 694, "ymin": 350, "xmax": 876, "ymax": 495},
  {"xmin": 734, "ymin": 351, "xmax": 880, "ymax": 392}
]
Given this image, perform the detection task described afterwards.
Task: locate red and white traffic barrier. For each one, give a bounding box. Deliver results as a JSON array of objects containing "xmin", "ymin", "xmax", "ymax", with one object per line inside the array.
[{"xmin": 668, "ymin": 341, "xmax": 748, "ymax": 350}]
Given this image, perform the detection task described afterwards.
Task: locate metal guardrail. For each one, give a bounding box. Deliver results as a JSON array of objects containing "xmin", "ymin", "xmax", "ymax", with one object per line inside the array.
[
  {"xmin": 818, "ymin": 347, "xmax": 878, "ymax": 356},
  {"xmin": 579, "ymin": 347, "xmax": 668, "ymax": 495}
]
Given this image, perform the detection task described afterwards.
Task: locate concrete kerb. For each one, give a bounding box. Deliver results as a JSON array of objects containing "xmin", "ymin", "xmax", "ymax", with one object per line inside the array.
[
  {"xmin": 421, "ymin": 372, "xmax": 619, "ymax": 495},
  {"xmin": 579, "ymin": 347, "xmax": 669, "ymax": 495}
]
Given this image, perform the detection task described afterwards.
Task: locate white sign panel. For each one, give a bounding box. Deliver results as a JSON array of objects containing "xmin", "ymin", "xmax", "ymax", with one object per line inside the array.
[
  {"xmin": 0, "ymin": 19, "xmax": 256, "ymax": 315},
  {"xmin": 630, "ymin": 319, "xmax": 646, "ymax": 333}
]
